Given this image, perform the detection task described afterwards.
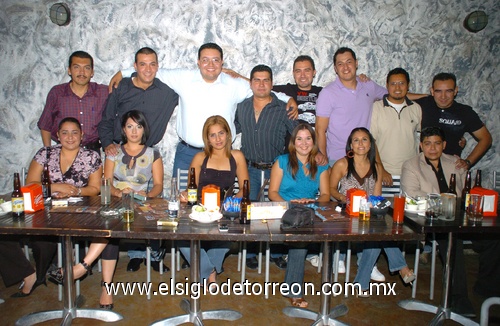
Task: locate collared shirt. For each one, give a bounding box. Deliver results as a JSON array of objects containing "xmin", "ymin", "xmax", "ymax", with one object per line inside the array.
[
  {"xmin": 370, "ymin": 95, "xmax": 421, "ymax": 175},
  {"xmin": 316, "ymin": 77, "xmax": 387, "ymax": 161},
  {"xmin": 425, "ymin": 156, "xmax": 449, "ymax": 193},
  {"xmin": 235, "ymin": 93, "xmax": 298, "ymax": 163},
  {"xmin": 98, "ymin": 77, "xmax": 178, "ymax": 148},
  {"xmin": 122, "ymin": 68, "xmax": 291, "ymax": 148},
  {"xmin": 37, "ymin": 82, "xmax": 109, "ymax": 145}
]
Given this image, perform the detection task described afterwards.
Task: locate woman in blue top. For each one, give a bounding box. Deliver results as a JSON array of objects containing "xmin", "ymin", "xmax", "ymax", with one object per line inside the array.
[{"xmin": 268, "ymin": 123, "xmax": 330, "ymax": 308}]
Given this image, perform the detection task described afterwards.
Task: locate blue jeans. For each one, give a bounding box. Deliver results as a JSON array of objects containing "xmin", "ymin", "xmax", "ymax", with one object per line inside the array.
[
  {"xmin": 284, "ymin": 244, "xmax": 309, "ymax": 298},
  {"xmin": 127, "ymin": 240, "xmax": 163, "ymax": 261},
  {"xmin": 173, "ymin": 141, "xmax": 203, "ymax": 176},
  {"xmin": 248, "ymin": 166, "xmax": 270, "ymax": 201},
  {"xmin": 178, "ymin": 241, "xmax": 230, "ymax": 281},
  {"xmin": 354, "ymin": 242, "xmax": 407, "ymax": 290}
]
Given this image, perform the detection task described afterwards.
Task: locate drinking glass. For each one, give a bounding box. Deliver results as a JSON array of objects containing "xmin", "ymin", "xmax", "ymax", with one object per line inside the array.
[
  {"xmin": 467, "ymin": 194, "xmax": 483, "ymax": 222},
  {"xmin": 440, "ymin": 193, "xmax": 456, "ymax": 220},
  {"xmin": 101, "ymin": 178, "xmax": 111, "ymax": 205},
  {"xmin": 393, "ymin": 194, "xmax": 405, "ymax": 224},
  {"xmin": 425, "ymin": 193, "xmax": 441, "ymax": 220},
  {"xmin": 122, "ymin": 191, "xmax": 135, "ymax": 223}
]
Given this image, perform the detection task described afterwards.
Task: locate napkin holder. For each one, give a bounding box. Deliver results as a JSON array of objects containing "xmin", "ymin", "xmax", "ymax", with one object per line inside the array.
[
  {"xmin": 21, "ymin": 183, "xmax": 44, "ymax": 212},
  {"xmin": 346, "ymin": 188, "xmax": 367, "ymax": 217}
]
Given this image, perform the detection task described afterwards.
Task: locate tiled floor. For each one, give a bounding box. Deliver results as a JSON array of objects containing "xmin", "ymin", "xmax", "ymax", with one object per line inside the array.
[{"xmin": 0, "ymin": 244, "xmax": 499, "ymax": 325}]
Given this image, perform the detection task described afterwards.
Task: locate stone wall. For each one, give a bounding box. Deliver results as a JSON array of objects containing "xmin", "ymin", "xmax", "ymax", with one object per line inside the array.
[{"xmin": 0, "ymin": 0, "xmax": 498, "ymax": 194}]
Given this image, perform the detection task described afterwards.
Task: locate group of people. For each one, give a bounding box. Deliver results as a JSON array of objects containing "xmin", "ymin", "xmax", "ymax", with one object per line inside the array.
[{"xmin": 1, "ymin": 42, "xmax": 497, "ymax": 320}]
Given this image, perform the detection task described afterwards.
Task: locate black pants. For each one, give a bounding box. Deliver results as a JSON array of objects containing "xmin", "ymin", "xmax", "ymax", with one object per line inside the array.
[
  {"xmin": 0, "ymin": 239, "xmax": 35, "ymax": 287},
  {"xmin": 472, "ymin": 239, "xmax": 500, "ymax": 297}
]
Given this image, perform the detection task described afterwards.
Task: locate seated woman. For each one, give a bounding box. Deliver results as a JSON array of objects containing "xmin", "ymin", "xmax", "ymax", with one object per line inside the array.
[
  {"xmin": 268, "ymin": 123, "xmax": 330, "ymax": 308},
  {"xmin": 330, "ymin": 127, "xmax": 414, "ymax": 297},
  {"xmin": 179, "ymin": 115, "xmax": 249, "ymax": 285},
  {"xmin": 105, "ymin": 109, "xmax": 165, "ymax": 271},
  {"xmin": 28, "ymin": 117, "xmax": 116, "ymax": 309},
  {"xmin": 0, "ymin": 239, "xmax": 38, "ymax": 298}
]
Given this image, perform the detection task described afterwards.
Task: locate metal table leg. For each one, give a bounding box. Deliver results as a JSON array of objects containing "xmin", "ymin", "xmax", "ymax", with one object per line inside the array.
[
  {"xmin": 16, "ymin": 236, "xmax": 123, "ymax": 326},
  {"xmin": 283, "ymin": 241, "xmax": 349, "ymax": 325},
  {"xmin": 398, "ymin": 232, "xmax": 478, "ymax": 326},
  {"xmin": 151, "ymin": 239, "xmax": 242, "ymax": 325}
]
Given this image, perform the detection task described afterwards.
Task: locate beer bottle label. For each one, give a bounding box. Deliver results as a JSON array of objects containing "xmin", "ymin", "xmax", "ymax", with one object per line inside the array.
[
  {"xmin": 464, "ymin": 194, "xmax": 470, "ymax": 209},
  {"xmin": 187, "ymin": 189, "xmax": 197, "ymax": 203},
  {"xmin": 12, "ymin": 197, "xmax": 24, "ymax": 213}
]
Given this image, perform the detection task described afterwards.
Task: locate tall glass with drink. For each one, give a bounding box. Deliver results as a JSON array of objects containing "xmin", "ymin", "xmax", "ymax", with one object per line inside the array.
[
  {"xmin": 122, "ymin": 191, "xmax": 134, "ymax": 223},
  {"xmin": 393, "ymin": 193, "xmax": 405, "ymax": 224}
]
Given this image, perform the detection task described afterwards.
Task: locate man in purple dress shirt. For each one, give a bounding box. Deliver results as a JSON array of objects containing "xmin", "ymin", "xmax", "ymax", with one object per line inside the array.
[{"xmin": 38, "ymin": 51, "xmax": 108, "ymax": 152}]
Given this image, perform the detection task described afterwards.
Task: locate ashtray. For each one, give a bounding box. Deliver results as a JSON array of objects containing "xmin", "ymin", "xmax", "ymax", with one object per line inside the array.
[
  {"xmin": 100, "ymin": 207, "xmax": 121, "ymax": 218},
  {"xmin": 370, "ymin": 206, "xmax": 389, "ymax": 219}
]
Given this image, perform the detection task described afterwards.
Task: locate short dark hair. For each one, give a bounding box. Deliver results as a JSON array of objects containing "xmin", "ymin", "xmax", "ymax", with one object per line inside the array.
[
  {"xmin": 58, "ymin": 117, "xmax": 81, "ymax": 131},
  {"xmin": 432, "ymin": 73, "xmax": 456, "ymax": 88},
  {"xmin": 420, "ymin": 126, "xmax": 446, "ymax": 142},
  {"xmin": 293, "ymin": 55, "xmax": 316, "ymax": 71},
  {"xmin": 198, "ymin": 43, "xmax": 223, "ymax": 60},
  {"xmin": 135, "ymin": 47, "xmax": 158, "ymax": 63},
  {"xmin": 333, "ymin": 47, "xmax": 356, "ymax": 65},
  {"xmin": 250, "ymin": 64, "xmax": 273, "ymax": 81},
  {"xmin": 387, "ymin": 67, "xmax": 410, "ymax": 84},
  {"xmin": 68, "ymin": 51, "xmax": 93, "ymax": 69},
  {"xmin": 121, "ymin": 110, "xmax": 150, "ymax": 145}
]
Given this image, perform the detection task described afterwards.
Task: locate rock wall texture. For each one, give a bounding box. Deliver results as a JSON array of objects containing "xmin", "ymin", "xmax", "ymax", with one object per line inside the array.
[{"xmin": 0, "ymin": 0, "xmax": 498, "ymax": 194}]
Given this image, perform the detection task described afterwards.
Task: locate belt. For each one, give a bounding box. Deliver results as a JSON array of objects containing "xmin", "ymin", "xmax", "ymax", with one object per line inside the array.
[
  {"xmin": 246, "ymin": 160, "xmax": 273, "ymax": 170},
  {"xmin": 83, "ymin": 141, "xmax": 101, "ymax": 152},
  {"xmin": 179, "ymin": 139, "xmax": 203, "ymax": 151}
]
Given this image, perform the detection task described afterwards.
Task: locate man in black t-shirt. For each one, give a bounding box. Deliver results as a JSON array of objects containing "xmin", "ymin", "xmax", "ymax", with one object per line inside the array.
[{"xmin": 416, "ymin": 73, "xmax": 492, "ymax": 169}]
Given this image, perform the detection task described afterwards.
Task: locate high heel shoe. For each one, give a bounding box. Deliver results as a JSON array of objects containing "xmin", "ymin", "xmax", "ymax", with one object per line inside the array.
[
  {"xmin": 400, "ymin": 269, "xmax": 415, "ymax": 284},
  {"xmin": 11, "ymin": 280, "xmax": 45, "ymax": 298},
  {"xmin": 99, "ymin": 281, "xmax": 114, "ymax": 310},
  {"xmin": 48, "ymin": 259, "xmax": 91, "ymax": 285}
]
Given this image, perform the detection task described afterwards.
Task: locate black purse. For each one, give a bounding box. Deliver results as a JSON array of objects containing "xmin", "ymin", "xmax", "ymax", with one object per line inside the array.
[{"xmin": 281, "ymin": 206, "xmax": 315, "ymax": 229}]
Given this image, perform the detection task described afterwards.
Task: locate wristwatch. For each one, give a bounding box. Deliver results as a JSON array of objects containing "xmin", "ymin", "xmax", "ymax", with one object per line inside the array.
[
  {"xmin": 464, "ymin": 159, "xmax": 472, "ymax": 167},
  {"xmin": 76, "ymin": 188, "xmax": 81, "ymax": 196}
]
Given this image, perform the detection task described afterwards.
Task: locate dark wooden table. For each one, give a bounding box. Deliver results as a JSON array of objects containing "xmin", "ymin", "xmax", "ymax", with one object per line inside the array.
[
  {"xmin": 116, "ymin": 199, "xmax": 422, "ymax": 326},
  {"xmin": 0, "ymin": 197, "xmax": 123, "ymax": 325},
  {"xmin": 399, "ymin": 210, "xmax": 499, "ymax": 326}
]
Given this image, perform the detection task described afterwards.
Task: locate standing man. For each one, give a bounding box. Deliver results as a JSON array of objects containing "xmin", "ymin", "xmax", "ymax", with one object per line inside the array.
[
  {"xmin": 110, "ymin": 43, "xmax": 296, "ymax": 174},
  {"xmin": 315, "ymin": 47, "xmax": 387, "ymax": 165},
  {"xmin": 273, "ymin": 55, "xmax": 322, "ymax": 128},
  {"xmin": 99, "ymin": 47, "xmax": 178, "ymax": 273},
  {"xmin": 416, "ymin": 73, "xmax": 492, "ymax": 170},
  {"xmin": 235, "ymin": 64, "xmax": 298, "ymax": 269},
  {"xmin": 38, "ymin": 51, "xmax": 108, "ymax": 152},
  {"xmin": 370, "ymin": 67, "xmax": 421, "ymax": 180},
  {"xmin": 99, "ymin": 47, "xmax": 178, "ymax": 155}
]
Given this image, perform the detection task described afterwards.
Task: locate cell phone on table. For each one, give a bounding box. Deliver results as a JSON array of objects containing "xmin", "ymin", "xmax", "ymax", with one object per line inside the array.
[{"xmin": 219, "ymin": 224, "xmax": 228, "ymax": 232}]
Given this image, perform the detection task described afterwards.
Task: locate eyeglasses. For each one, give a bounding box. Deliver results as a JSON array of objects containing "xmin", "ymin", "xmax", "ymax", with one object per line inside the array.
[
  {"xmin": 389, "ymin": 81, "xmax": 407, "ymax": 86},
  {"xmin": 200, "ymin": 58, "xmax": 222, "ymax": 65}
]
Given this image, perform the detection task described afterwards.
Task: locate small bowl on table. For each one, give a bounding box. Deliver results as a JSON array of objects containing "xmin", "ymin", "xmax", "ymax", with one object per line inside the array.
[{"xmin": 370, "ymin": 206, "xmax": 389, "ymax": 219}]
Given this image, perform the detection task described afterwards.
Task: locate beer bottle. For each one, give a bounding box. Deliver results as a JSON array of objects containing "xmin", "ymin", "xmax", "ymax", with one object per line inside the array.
[
  {"xmin": 187, "ymin": 167, "xmax": 197, "ymax": 206},
  {"xmin": 239, "ymin": 180, "xmax": 251, "ymax": 224},
  {"xmin": 42, "ymin": 163, "xmax": 51, "ymax": 200},
  {"xmin": 448, "ymin": 173, "xmax": 457, "ymax": 195},
  {"xmin": 11, "ymin": 173, "xmax": 24, "ymax": 218},
  {"xmin": 461, "ymin": 170, "xmax": 472, "ymax": 210},
  {"xmin": 473, "ymin": 170, "xmax": 482, "ymax": 188},
  {"xmin": 168, "ymin": 177, "xmax": 179, "ymax": 218}
]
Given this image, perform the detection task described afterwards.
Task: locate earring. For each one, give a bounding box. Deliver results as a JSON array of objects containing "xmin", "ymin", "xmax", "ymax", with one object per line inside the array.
[{"xmin": 346, "ymin": 150, "xmax": 354, "ymax": 158}]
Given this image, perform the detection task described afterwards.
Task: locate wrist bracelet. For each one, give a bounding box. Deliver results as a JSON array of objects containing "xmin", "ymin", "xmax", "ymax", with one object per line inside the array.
[
  {"xmin": 77, "ymin": 188, "xmax": 81, "ymax": 196},
  {"xmin": 465, "ymin": 159, "xmax": 471, "ymax": 167}
]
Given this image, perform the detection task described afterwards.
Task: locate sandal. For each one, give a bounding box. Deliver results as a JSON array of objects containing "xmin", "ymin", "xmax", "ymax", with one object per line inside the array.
[
  {"xmin": 289, "ymin": 297, "xmax": 308, "ymax": 308},
  {"xmin": 48, "ymin": 259, "xmax": 91, "ymax": 285},
  {"xmin": 400, "ymin": 269, "xmax": 415, "ymax": 284},
  {"xmin": 100, "ymin": 281, "xmax": 114, "ymax": 310}
]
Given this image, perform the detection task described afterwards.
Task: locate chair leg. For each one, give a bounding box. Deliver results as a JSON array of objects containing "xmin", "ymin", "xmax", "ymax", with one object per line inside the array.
[
  {"xmin": 237, "ymin": 242, "xmax": 242, "ymax": 272},
  {"xmin": 240, "ymin": 242, "xmax": 247, "ymax": 284},
  {"xmin": 258, "ymin": 242, "xmax": 263, "ymax": 274},
  {"xmin": 57, "ymin": 241, "xmax": 62, "ymax": 302},
  {"xmin": 146, "ymin": 246, "xmax": 151, "ymax": 300},
  {"xmin": 265, "ymin": 242, "xmax": 270, "ymax": 299},
  {"xmin": 344, "ymin": 242, "xmax": 351, "ymax": 298},
  {"xmin": 317, "ymin": 245, "xmax": 323, "ymax": 273},
  {"xmin": 23, "ymin": 244, "xmax": 30, "ymax": 260},
  {"xmin": 75, "ymin": 242, "xmax": 80, "ymax": 296},
  {"xmin": 171, "ymin": 240, "xmax": 176, "ymax": 282},
  {"xmin": 430, "ymin": 235, "xmax": 437, "ymax": 300},
  {"xmin": 412, "ymin": 241, "xmax": 420, "ymax": 299}
]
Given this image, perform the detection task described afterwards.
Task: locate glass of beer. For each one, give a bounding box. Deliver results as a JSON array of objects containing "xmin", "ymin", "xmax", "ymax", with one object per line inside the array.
[{"xmin": 122, "ymin": 191, "xmax": 134, "ymax": 223}]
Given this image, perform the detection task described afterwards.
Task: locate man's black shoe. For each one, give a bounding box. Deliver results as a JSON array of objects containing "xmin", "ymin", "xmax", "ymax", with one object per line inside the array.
[
  {"xmin": 246, "ymin": 257, "xmax": 258, "ymax": 270},
  {"xmin": 451, "ymin": 297, "xmax": 476, "ymax": 318},
  {"xmin": 181, "ymin": 259, "xmax": 189, "ymax": 270},
  {"xmin": 271, "ymin": 257, "xmax": 287, "ymax": 269},
  {"xmin": 151, "ymin": 261, "xmax": 170, "ymax": 272},
  {"xmin": 127, "ymin": 258, "xmax": 143, "ymax": 272}
]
